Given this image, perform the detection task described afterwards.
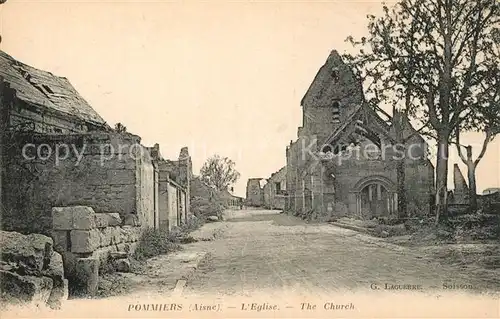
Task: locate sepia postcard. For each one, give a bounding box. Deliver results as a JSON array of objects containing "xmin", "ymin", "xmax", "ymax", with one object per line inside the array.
[{"xmin": 0, "ymin": 0, "xmax": 499, "ymax": 318}]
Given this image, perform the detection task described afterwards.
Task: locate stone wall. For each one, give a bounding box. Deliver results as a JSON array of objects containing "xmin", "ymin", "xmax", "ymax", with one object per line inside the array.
[
  {"xmin": 158, "ymin": 166, "xmax": 188, "ymax": 231},
  {"xmin": 167, "ymin": 183, "xmax": 179, "ymax": 227},
  {"xmin": 136, "ymin": 154, "xmax": 157, "ymax": 228},
  {"xmin": 285, "ymin": 133, "xmax": 434, "ymax": 219},
  {"xmin": 50, "ymin": 206, "xmax": 140, "ymax": 296},
  {"xmin": 246, "ymin": 178, "xmax": 264, "ymax": 207},
  {"xmin": 282, "ymin": 50, "xmax": 435, "ymax": 220},
  {"xmin": 0, "ymin": 230, "xmax": 68, "ymax": 309},
  {"xmin": 1, "ymin": 78, "xmax": 15, "ymax": 216},
  {"xmin": 2, "ymin": 132, "xmax": 155, "ymax": 235},
  {"xmin": 263, "ymin": 167, "xmax": 287, "ymax": 210},
  {"xmin": 9, "ymin": 101, "xmax": 99, "ymax": 134}
]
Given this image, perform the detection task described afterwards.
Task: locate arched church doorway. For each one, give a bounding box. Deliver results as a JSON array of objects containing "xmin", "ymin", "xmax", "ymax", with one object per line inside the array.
[
  {"xmin": 352, "ymin": 175, "xmax": 397, "ymax": 218},
  {"xmin": 360, "ymin": 183, "xmax": 389, "ymax": 217}
]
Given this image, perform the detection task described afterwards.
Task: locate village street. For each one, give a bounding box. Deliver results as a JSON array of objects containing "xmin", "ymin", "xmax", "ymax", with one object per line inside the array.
[
  {"xmin": 181, "ymin": 209, "xmax": 497, "ymax": 299},
  {"xmin": 34, "ymin": 209, "xmax": 499, "ymax": 318}
]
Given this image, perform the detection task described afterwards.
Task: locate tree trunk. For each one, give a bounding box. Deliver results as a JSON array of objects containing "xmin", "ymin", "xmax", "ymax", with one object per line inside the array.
[
  {"xmin": 393, "ymin": 111, "xmax": 407, "ymax": 221},
  {"xmin": 435, "ymin": 132, "xmax": 450, "ymax": 225},
  {"xmin": 467, "ymin": 163, "xmax": 478, "ymax": 212},
  {"xmin": 396, "ymin": 158, "xmax": 407, "ymax": 220}
]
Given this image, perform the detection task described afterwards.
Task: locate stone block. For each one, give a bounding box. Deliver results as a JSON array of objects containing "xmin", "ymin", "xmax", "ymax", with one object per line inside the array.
[
  {"xmin": 94, "ymin": 214, "xmax": 109, "ymax": 228},
  {"xmin": 119, "ymin": 226, "xmax": 129, "ymax": 243},
  {"xmin": 70, "ymin": 230, "xmax": 100, "ymax": 253},
  {"xmin": 53, "ymin": 206, "xmax": 97, "ymax": 230},
  {"xmin": 129, "ymin": 227, "xmax": 141, "ymax": 242},
  {"xmin": 106, "ymin": 213, "xmax": 122, "ymax": 227},
  {"xmin": 123, "ymin": 213, "xmax": 141, "ymax": 226},
  {"xmin": 92, "ymin": 245, "xmax": 117, "ymax": 266},
  {"xmin": 0, "ymin": 231, "xmax": 54, "ymax": 272},
  {"xmin": 109, "ymin": 251, "xmax": 128, "ymax": 259},
  {"xmin": 112, "ymin": 259, "xmax": 130, "ymax": 273},
  {"xmin": 92, "ymin": 245, "xmax": 115, "ymax": 266},
  {"xmin": 72, "ymin": 206, "xmax": 97, "ymax": 230},
  {"xmin": 41, "ymin": 251, "xmax": 65, "ymax": 288},
  {"xmin": 128, "ymin": 242, "xmax": 138, "ymax": 255},
  {"xmin": 51, "ymin": 230, "xmax": 69, "ymax": 252},
  {"xmin": 115, "ymin": 243, "xmax": 131, "ymax": 254},
  {"xmin": 110, "ymin": 227, "xmax": 122, "ymax": 244},
  {"xmin": 0, "ymin": 270, "xmax": 53, "ymax": 306},
  {"xmin": 74, "ymin": 257, "xmax": 99, "ymax": 297},
  {"xmin": 120, "ymin": 226, "xmax": 140, "ymax": 243},
  {"xmin": 52, "ymin": 207, "xmax": 73, "ymax": 231},
  {"xmin": 99, "ymin": 228, "xmax": 112, "ymax": 247},
  {"xmin": 61, "ymin": 252, "xmax": 78, "ymax": 278}
]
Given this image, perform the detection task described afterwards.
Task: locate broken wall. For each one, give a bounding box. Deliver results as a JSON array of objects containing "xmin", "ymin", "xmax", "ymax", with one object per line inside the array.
[
  {"xmin": 246, "ymin": 178, "xmax": 264, "ymax": 207},
  {"xmin": 50, "ymin": 206, "xmax": 141, "ymax": 296},
  {"xmin": 2, "ymin": 132, "xmax": 155, "ymax": 235},
  {"xmin": 263, "ymin": 167, "xmax": 287, "ymax": 210}
]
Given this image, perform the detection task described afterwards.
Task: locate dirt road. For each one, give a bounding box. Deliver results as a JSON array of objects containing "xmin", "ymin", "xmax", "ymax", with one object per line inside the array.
[{"xmin": 183, "ymin": 209, "xmax": 499, "ymax": 298}]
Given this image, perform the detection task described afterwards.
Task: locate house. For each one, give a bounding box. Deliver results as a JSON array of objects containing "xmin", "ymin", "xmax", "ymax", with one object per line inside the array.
[
  {"xmin": 219, "ymin": 189, "xmax": 244, "ymax": 208},
  {"xmin": 262, "ymin": 167, "xmax": 286, "ymax": 210},
  {"xmin": 0, "ymin": 51, "xmax": 191, "ymax": 234},
  {"xmin": 1, "ymin": 50, "xmax": 110, "ymax": 218},
  {"xmin": 0, "ymin": 50, "xmax": 110, "ymax": 134},
  {"xmin": 284, "ymin": 50, "xmax": 434, "ymax": 219}
]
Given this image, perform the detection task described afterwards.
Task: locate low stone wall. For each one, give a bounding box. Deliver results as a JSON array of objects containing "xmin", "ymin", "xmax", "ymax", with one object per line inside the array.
[
  {"xmin": 50, "ymin": 206, "xmax": 142, "ymax": 296},
  {"xmin": 0, "ymin": 230, "xmax": 68, "ymax": 309}
]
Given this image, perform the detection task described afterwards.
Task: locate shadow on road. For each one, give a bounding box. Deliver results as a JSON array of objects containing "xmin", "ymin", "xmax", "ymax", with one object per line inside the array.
[{"xmin": 224, "ymin": 209, "xmax": 309, "ymax": 226}]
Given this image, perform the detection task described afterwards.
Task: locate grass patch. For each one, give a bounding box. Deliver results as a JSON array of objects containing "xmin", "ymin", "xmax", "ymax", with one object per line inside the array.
[
  {"xmin": 132, "ymin": 215, "xmax": 205, "ymax": 261},
  {"xmin": 132, "ymin": 229, "xmax": 182, "ymax": 261}
]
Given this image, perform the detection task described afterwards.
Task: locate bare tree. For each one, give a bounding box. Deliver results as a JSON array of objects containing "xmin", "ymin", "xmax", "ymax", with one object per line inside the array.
[
  {"xmin": 455, "ymin": 72, "xmax": 500, "ymax": 211},
  {"xmin": 344, "ymin": 0, "xmax": 499, "ymax": 223},
  {"xmin": 200, "ymin": 155, "xmax": 240, "ymax": 192}
]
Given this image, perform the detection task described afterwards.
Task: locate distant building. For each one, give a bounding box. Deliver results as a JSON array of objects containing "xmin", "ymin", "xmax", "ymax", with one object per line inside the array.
[
  {"xmin": 246, "ymin": 178, "xmax": 264, "ymax": 207},
  {"xmin": 483, "ymin": 188, "xmax": 500, "ymax": 195},
  {"xmin": 219, "ymin": 189, "xmax": 244, "ymax": 208},
  {"xmin": 262, "ymin": 167, "xmax": 286, "ymax": 210}
]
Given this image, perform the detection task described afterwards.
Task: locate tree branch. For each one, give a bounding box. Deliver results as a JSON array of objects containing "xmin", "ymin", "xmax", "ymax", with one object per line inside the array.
[
  {"xmin": 454, "ymin": 127, "xmax": 468, "ymax": 163},
  {"xmin": 474, "ymin": 130, "xmax": 493, "ymax": 166}
]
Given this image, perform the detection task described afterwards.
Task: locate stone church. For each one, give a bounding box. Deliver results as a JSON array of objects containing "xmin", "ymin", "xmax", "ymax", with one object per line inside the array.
[{"xmin": 285, "ymin": 50, "xmax": 435, "ymax": 219}]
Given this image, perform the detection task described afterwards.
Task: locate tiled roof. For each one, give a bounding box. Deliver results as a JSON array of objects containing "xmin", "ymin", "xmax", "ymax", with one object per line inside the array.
[{"xmin": 0, "ymin": 50, "xmax": 107, "ymax": 126}]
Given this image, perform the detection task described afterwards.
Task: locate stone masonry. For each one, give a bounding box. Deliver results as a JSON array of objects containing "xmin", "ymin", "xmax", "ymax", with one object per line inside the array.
[
  {"xmin": 283, "ymin": 50, "xmax": 434, "ymax": 220},
  {"xmin": 246, "ymin": 178, "xmax": 264, "ymax": 207},
  {"xmin": 51, "ymin": 206, "xmax": 141, "ymax": 296},
  {"xmin": 262, "ymin": 167, "xmax": 287, "ymax": 210}
]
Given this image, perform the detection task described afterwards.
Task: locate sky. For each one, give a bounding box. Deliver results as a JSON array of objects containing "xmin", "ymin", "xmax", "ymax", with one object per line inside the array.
[{"xmin": 1, "ymin": 0, "xmax": 498, "ymax": 197}]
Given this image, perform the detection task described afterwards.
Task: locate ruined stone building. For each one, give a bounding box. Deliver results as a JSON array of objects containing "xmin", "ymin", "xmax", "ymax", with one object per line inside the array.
[
  {"xmin": 246, "ymin": 178, "xmax": 264, "ymax": 207},
  {"xmin": 0, "ymin": 51, "xmax": 110, "ymax": 134},
  {"xmin": 245, "ymin": 168, "xmax": 287, "ymax": 210},
  {"xmin": 0, "ymin": 51, "xmax": 197, "ymax": 297},
  {"xmin": 1, "ymin": 51, "xmax": 192, "ymax": 235},
  {"xmin": 284, "ymin": 51, "xmax": 434, "ymax": 219},
  {"xmin": 262, "ymin": 167, "xmax": 286, "ymax": 210},
  {"xmin": 449, "ymin": 164, "xmax": 469, "ymax": 205}
]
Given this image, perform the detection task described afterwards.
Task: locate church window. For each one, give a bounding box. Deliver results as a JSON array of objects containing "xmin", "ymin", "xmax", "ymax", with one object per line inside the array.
[
  {"xmin": 332, "ymin": 101, "xmax": 340, "ymax": 123},
  {"xmin": 331, "ymin": 67, "xmax": 339, "ymax": 83}
]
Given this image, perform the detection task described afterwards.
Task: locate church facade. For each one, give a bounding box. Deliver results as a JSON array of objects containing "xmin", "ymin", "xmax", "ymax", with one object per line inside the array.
[{"xmin": 285, "ymin": 51, "xmax": 435, "ymax": 220}]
